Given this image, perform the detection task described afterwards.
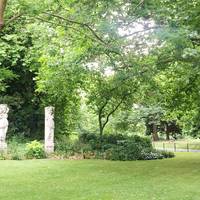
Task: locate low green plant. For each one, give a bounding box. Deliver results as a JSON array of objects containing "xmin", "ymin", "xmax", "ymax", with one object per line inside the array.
[
  {"xmin": 140, "ymin": 151, "xmax": 164, "ymax": 160},
  {"xmin": 55, "ymin": 135, "xmax": 74, "ymax": 153},
  {"xmin": 55, "ymin": 135, "xmax": 79, "ymax": 158},
  {"xmin": 7, "ymin": 136, "xmax": 27, "ymax": 160},
  {"xmin": 55, "ymin": 133, "xmax": 175, "ymax": 161},
  {"xmin": 159, "ymin": 150, "xmax": 175, "ymax": 158},
  {"xmin": 25, "ymin": 140, "xmax": 46, "ymax": 159},
  {"xmin": 0, "ymin": 152, "xmax": 6, "ymax": 160},
  {"xmin": 102, "ymin": 139, "xmax": 152, "ymax": 161},
  {"xmin": 10, "ymin": 153, "xmax": 23, "ymax": 160}
]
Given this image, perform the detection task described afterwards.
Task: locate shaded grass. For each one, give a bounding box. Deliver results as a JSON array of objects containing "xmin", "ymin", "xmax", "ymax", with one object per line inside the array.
[{"xmin": 0, "ymin": 153, "xmax": 200, "ymax": 200}]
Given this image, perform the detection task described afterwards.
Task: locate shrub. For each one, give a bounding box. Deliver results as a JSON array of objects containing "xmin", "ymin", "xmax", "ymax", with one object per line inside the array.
[
  {"xmin": 55, "ymin": 133, "xmax": 175, "ymax": 161},
  {"xmin": 7, "ymin": 136, "xmax": 27, "ymax": 160},
  {"xmin": 79, "ymin": 133, "xmax": 153, "ymax": 151},
  {"xmin": 25, "ymin": 140, "xmax": 46, "ymax": 159},
  {"xmin": 11, "ymin": 153, "xmax": 23, "ymax": 160},
  {"xmin": 103, "ymin": 138, "xmax": 153, "ymax": 161},
  {"xmin": 140, "ymin": 151, "xmax": 164, "ymax": 160},
  {"xmin": 55, "ymin": 135, "xmax": 74, "ymax": 153},
  {"xmin": 0, "ymin": 152, "xmax": 6, "ymax": 160},
  {"xmin": 159, "ymin": 150, "xmax": 175, "ymax": 158},
  {"xmin": 55, "ymin": 135, "xmax": 83, "ymax": 158},
  {"xmin": 80, "ymin": 134, "xmax": 154, "ymax": 161},
  {"xmin": 140, "ymin": 150, "xmax": 175, "ymax": 160}
]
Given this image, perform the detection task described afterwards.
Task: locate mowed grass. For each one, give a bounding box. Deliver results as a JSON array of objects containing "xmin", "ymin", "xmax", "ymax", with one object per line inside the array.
[{"xmin": 0, "ymin": 153, "xmax": 200, "ymax": 200}]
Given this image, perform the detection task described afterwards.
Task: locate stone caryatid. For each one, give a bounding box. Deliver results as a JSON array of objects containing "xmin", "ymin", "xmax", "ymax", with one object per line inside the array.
[
  {"xmin": 45, "ymin": 106, "xmax": 55, "ymax": 154},
  {"xmin": 0, "ymin": 104, "xmax": 9, "ymax": 151}
]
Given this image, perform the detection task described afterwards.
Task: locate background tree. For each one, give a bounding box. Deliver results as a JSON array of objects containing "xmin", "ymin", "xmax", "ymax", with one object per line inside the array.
[
  {"xmin": 0, "ymin": 17, "xmax": 43, "ymax": 138},
  {"xmin": 2, "ymin": 0, "xmax": 200, "ymax": 139}
]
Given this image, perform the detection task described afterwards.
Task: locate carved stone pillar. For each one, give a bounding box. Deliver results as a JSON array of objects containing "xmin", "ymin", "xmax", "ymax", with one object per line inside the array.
[
  {"xmin": 45, "ymin": 106, "xmax": 55, "ymax": 154},
  {"xmin": 0, "ymin": 104, "xmax": 9, "ymax": 151}
]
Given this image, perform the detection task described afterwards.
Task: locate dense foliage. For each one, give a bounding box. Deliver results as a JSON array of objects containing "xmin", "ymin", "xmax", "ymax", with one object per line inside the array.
[
  {"xmin": 55, "ymin": 133, "xmax": 174, "ymax": 161},
  {"xmin": 0, "ymin": 0, "xmax": 200, "ymax": 141},
  {"xmin": 25, "ymin": 140, "xmax": 46, "ymax": 159}
]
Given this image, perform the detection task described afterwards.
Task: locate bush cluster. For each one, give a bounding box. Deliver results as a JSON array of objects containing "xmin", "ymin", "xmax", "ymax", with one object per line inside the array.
[
  {"xmin": 1, "ymin": 135, "xmax": 174, "ymax": 161},
  {"xmin": 55, "ymin": 133, "xmax": 175, "ymax": 161},
  {"xmin": 0, "ymin": 137, "xmax": 46, "ymax": 160},
  {"xmin": 25, "ymin": 140, "xmax": 46, "ymax": 159},
  {"xmin": 141, "ymin": 150, "xmax": 175, "ymax": 160},
  {"xmin": 80, "ymin": 133, "xmax": 152, "ymax": 149}
]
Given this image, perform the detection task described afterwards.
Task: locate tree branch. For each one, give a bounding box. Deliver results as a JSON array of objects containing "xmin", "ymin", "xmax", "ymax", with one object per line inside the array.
[
  {"xmin": 6, "ymin": 13, "xmax": 23, "ymax": 25},
  {"xmin": 36, "ymin": 16, "xmax": 105, "ymax": 46},
  {"xmin": 99, "ymin": 100, "xmax": 109, "ymax": 115},
  {"xmin": 120, "ymin": 26, "xmax": 161, "ymax": 38},
  {"xmin": 41, "ymin": 12, "xmax": 128, "ymax": 59},
  {"xmin": 132, "ymin": 0, "xmax": 145, "ymax": 12},
  {"xmin": 102, "ymin": 94, "xmax": 128, "ymax": 130},
  {"xmin": 44, "ymin": 12, "xmax": 108, "ymax": 45},
  {"xmin": 0, "ymin": 12, "xmax": 23, "ymax": 31}
]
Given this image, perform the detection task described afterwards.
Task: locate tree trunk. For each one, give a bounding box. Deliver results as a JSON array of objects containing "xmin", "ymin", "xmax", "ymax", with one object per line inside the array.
[
  {"xmin": 164, "ymin": 122, "xmax": 170, "ymax": 140},
  {"xmin": 0, "ymin": 0, "xmax": 7, "ymax": 29},
  {"xmin": 152, "ymin": 123, "xmax": 159, "ymax": 141},
  {"xmin": 166, "ymin": 132, "xmax": 170, "ymax": 140},
  {"xmin": 99, "ymin": 125, "xmax": 103, "ymax": 139},
  {"xmin": 98, "ymin": 117, "xmax": 105, "ymax": 151},
  {"xmin": 98, "ymin": 112, "xmax": 104, "ymax": 146}
]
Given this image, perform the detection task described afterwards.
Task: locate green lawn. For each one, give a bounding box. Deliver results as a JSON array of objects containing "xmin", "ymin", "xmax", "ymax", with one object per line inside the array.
[{"xmin": 0, "ymin": 153, "xmax": 200, "ymax": 200}]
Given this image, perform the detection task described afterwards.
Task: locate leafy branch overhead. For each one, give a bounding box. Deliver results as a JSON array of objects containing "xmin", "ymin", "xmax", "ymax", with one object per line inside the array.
[{"xmin": 1, "ymin": 0, "xmax": 200, "ymax": 138}]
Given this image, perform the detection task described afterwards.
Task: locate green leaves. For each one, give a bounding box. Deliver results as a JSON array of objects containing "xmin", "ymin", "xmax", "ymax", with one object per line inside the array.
[
  {"xmin": 0, "ymin": 68, "xmax": 16, "ymax": 91},
  {"xmin": 2, "ymin": 0, "xmax": 200, "ymax": 138}
]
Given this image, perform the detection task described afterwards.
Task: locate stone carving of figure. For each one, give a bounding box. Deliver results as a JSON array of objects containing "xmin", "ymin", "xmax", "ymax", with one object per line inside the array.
[{"xmin": 0, "ymin": 104, "xmax": 9, "ymax": 151}]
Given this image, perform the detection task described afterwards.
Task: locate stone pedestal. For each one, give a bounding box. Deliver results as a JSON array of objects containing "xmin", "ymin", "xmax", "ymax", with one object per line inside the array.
[
  {"xmin": 45, "ymin": 106, "xmax": 55, "ymax": 154},
  {"xmin": 0, "ymin": 104, "xmax": 9, "ymax": 152}
]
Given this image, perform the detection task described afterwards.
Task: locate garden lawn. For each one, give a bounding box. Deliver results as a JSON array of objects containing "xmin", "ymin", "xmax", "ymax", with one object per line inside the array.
[{"xmin": 0, "ymin": 153, "xmax": 200, "ymax": 200}]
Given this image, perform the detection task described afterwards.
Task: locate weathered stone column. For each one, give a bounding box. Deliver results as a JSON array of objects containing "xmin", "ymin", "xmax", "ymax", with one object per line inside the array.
[
  {"xmin": 45, "ymin": 106, "xmax": 55, "ymax": 154},
  {"xmin": 0, "ymin": 104, "xmax": 9, "ymax": 151}
]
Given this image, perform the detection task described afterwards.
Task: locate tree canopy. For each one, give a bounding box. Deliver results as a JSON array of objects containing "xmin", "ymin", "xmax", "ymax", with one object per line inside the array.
[{"xmin": 0, "ymin": 0, "xmax": 200, "ymax": 139}]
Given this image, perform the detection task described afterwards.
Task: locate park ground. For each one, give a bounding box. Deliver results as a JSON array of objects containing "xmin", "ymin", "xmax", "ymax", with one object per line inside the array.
[{"xmin": 0, "ymin": 153, "xmax": 200, "ymax": 200}]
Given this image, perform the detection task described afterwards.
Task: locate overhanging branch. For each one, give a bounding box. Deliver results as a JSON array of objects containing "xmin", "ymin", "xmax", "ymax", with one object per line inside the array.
[
  {"xmin": 120, "ymin": 26, "xmax": 161, "ymax": 38},
  {"xmin": 102, "ymin": 94, "xmax": 128, "ymax": 130},
  {"xmin": 44, "ymin": 12, "xmax": 107, "ymax": 45}
]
